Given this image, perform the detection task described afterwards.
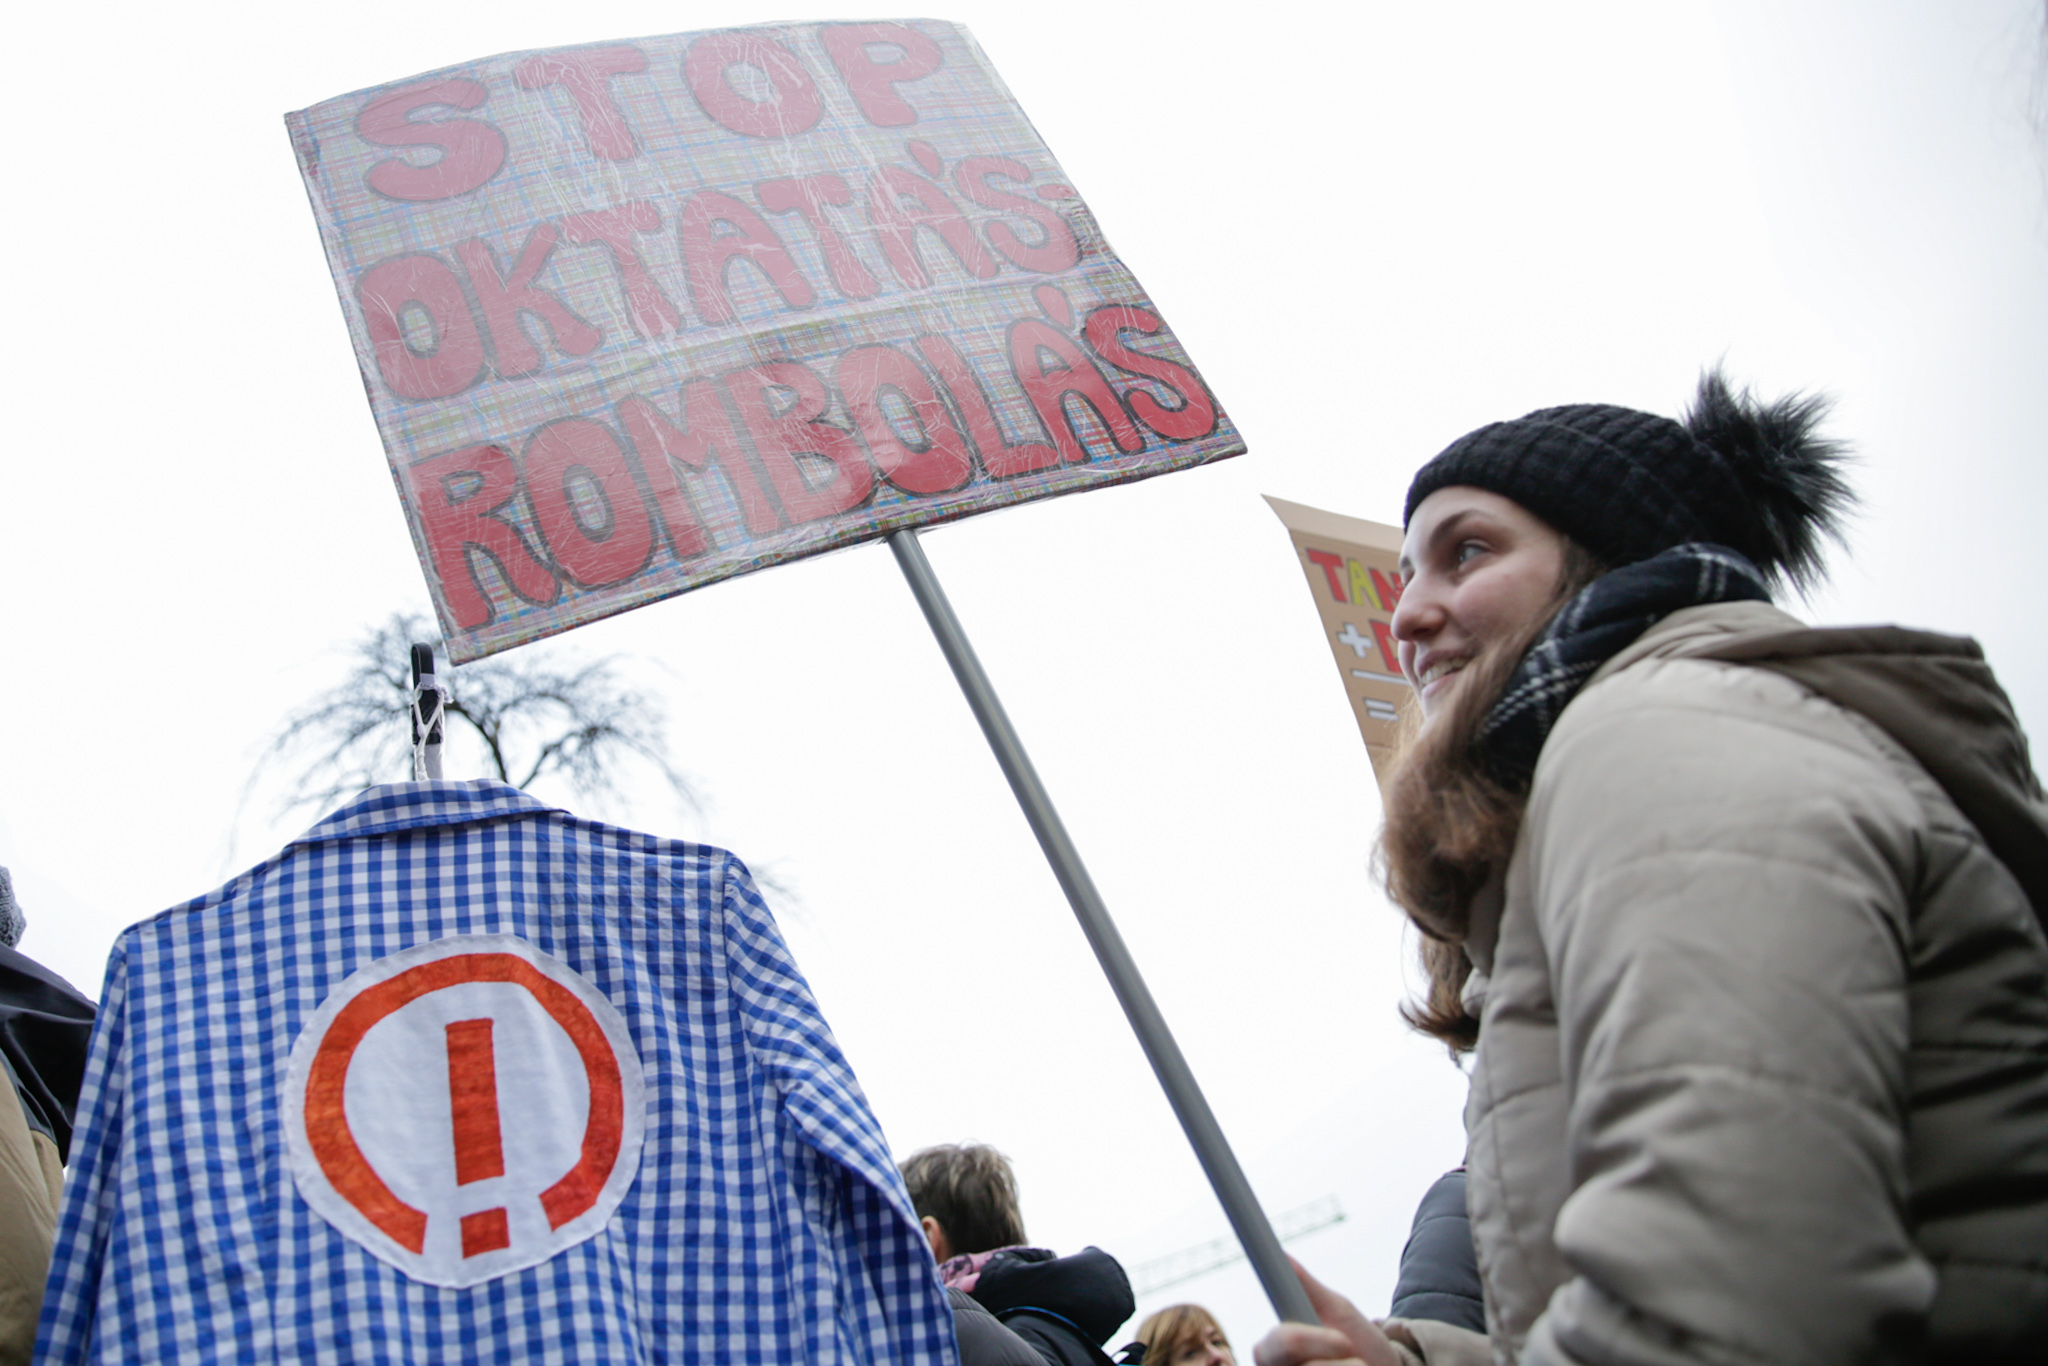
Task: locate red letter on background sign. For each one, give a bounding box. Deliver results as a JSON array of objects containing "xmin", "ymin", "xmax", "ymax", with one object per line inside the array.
[
  {"xmin": 819, "ymin": 22, "xmax": 943, "ymax": 127},
  {"xmin": 1371, "ymin": 568, "xmax": 1404, "ymax": 610},
  {"xmin": 1082, "ymin": 305, "xmax": 1217, "ymax": 441},
  {"xmin": 618, "ymin": 382, "xmax": 777, "ymax": 542},
  {"xmin": 357, "ymin": 79, "xmax": 507, "ymax": 202},
  {"xmin": 1371, "ymin": 620, "xmax": 1404, "ymax": 677},
  {"xmin": 357, "ymin": 255, "xmax": 487, "ymax": 400},
  {"xmin": 1305, "ymin": 549, "xmax": 1348, "ymax": 602},
  {"xmin": 756, "ymin": 175, "xmax": 880, "ymax": 300},
  {"xmin": 679, "ymin": 192, "xmax": 817, "ymax": 325},
  {"xmin": 1008, "ymin": 319, "xmax": 1144, "ymax": 465},
  {"xmin": 836, "ymin": 344, "xmax": 974, "ymax": 495},
  {"xmin": 408, "ymin": 444, "xmax": 561, "ymax": 627},
  {"xmin": 914, "ymin": 335, "xmax": 1059, "ymax": 478},
  {"xmin": 562, "ymin": 203, "xmax": 681, "ymax": 339},
  {"xmin": 724, "ymin": 362, "xmax": 875, "ymax": 522},
  {"xmin": 521, "ymin": 419, "xmax": 656, "ymax": 587},
  {"xmin": 513, "ymin": 45, "xmax": 647, "ymax": 161},
  {"xmin": 867, "ymin": 167, "xmax": 998, "ymax": 289},
  {"xmin": 454, "ymin": 224, "xmax": 604, "ymax": 378},
  {"xmin": 953, "ymin": 157, "xmax": 1079, "ymax": 274},
  {"xmin": 683, "ymin": 32, "xmax": 821, "ymax": 138}
]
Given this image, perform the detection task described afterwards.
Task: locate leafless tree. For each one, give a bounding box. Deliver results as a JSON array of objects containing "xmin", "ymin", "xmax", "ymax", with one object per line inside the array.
[{"xmin": 260, "ymin": 613, "xmax": 696, "ymax": 821}]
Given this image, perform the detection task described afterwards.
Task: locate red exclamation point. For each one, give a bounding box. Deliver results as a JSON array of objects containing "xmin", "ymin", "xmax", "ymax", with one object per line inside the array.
[{"xmin": 446, "ymin": 1017, "xmax": 511, "ymax": 1257}]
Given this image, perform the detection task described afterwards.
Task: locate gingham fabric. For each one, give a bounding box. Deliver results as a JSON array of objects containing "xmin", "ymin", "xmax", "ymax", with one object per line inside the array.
[{"xmin": 37, "ymin": 780, "xmax": 956, "ymax": 1366}]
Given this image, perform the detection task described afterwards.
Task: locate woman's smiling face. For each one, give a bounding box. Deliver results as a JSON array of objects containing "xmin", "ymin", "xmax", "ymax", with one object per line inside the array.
[{"xmin": 1394, "ymin": 486, "xmax": 1569, "ymax": 718}]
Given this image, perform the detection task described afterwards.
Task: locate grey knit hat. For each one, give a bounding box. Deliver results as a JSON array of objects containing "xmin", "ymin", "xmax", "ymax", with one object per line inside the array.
[{"xmin": 1404, "ymin": 372, "xmax": 1855, "ymax": 591}]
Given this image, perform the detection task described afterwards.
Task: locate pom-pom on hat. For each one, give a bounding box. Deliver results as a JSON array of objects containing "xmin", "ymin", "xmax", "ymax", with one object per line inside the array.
[{"xmin": 1403, "ymin": 371, "xmax": 1856, "ymax": 591}]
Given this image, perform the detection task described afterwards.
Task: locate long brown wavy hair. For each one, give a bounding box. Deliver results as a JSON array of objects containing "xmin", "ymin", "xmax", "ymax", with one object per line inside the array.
[{"xmin": 1378, "ymin": 540, "xmax": 1607, "ymax": 1053}]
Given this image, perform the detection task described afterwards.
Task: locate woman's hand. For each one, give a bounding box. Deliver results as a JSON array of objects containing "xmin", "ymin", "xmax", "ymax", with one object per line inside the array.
[{"xmin": 1253, "ymin": 1260, "xmax": 1403, "ymax": 1366}]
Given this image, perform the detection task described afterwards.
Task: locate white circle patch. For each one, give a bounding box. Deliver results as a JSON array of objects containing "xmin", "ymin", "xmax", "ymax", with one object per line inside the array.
[{"xmin": 283, "ymin": 934, "xmax": 646, "ymax": 1287}]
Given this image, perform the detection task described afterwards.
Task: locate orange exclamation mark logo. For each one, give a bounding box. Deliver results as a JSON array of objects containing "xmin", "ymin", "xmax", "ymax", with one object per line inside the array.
[{"xmin": 445, "ymin": 1017, "xmax": 510, "ymax": 1257}]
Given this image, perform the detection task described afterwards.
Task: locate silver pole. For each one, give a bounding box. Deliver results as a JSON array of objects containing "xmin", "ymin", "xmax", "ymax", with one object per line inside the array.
[{"xmin": 887, "ymin": 528, "xmax": 1318, "ymax": 1327}]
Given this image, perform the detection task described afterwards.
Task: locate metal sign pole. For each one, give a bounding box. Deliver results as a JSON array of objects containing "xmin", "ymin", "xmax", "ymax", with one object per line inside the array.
[{"xmin": 888, "ymin": 529, "xmax": 1318, "ymax": 1327}]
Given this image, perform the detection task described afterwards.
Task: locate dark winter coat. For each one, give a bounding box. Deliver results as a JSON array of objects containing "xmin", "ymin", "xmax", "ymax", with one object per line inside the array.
[
  {"xmin": 970, "ymin": 1246, "xmax": 1135, "ymax": 1366},
  {"xmin": 949, "ymin": 1287, "xmax": 1044, "ymax": 1366},
  {"xmin": 1388, "ymin": 1169, "xmax": 1484, "ymax": 1333}
]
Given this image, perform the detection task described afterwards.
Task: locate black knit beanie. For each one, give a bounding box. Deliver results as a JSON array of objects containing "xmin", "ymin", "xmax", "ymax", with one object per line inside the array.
[{"xmin": 1403, "ymin": 372, "xmax": 1855, "ymax": 591}]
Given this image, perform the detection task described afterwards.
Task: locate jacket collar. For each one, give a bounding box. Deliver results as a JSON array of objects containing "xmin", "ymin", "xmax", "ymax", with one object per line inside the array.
[
  {"xmin": 1587, "ymin": 599, "xmax": 1808, "ymax": 685},
  {"xmin": 289, "ymin": 780, "xmax": 558, "ymax": 848}
]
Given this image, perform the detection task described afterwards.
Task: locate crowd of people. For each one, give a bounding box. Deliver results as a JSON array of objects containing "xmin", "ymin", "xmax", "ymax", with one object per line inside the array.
[
  {"xmin": 3, "ymin": 372, "xmax": 2044, "ymax": 1363},
  {"xmin": 897, "ymin": 1141, "xmax": 1247, "ymax": 1366}
]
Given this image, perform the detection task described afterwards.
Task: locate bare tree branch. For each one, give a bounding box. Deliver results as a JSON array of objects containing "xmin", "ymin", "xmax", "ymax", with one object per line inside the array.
[{"xmin": 256, "ymin": 613, "xmax": 698, "ymax": 822}]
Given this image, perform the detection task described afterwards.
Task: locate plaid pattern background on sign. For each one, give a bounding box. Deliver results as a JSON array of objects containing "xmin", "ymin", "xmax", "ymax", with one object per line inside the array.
[
  {"xmin": 37, "ymin": 781, "xmax": 957, "ymax": 1366},
  {"xmin": 286, "ymin": 21, "xmax": 1244, "ymax": 662}
]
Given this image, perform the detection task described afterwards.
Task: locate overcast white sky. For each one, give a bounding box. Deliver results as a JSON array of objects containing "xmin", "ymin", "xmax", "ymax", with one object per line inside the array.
[{"xmin": 4, "ymin": 0, "xmax": 2045, "ymax": 1349}]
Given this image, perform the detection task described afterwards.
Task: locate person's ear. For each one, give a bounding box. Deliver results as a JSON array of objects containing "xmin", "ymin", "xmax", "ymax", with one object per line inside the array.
[{"xmin": 920, "ymin": 1215, "xmax": 955, "ymax": 1262}]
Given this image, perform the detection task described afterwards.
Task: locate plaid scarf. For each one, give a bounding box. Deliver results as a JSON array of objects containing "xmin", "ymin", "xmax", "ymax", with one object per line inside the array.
[{"xmin": 1479, "ymin": 543, "xmax": 1771, "ymax": 785}]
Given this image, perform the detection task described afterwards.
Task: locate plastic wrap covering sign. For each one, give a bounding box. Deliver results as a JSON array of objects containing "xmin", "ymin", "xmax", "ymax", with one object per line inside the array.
[{"xmin": 287, "ymin": 20, "xmax": 1243, "ymax": 662}]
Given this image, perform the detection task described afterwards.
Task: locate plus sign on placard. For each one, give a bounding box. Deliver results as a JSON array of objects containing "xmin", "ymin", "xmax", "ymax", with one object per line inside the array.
[
  {"xmin": 1334, "ymin": 623, "xmax": 1374, "ymax": 658},
  {"xmin": 284, "ymin": 935, "xmax": 647, "ymax": 1287}
]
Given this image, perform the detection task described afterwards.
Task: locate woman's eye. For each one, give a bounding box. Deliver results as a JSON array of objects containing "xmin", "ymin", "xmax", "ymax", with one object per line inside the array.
[{"xmin": 1455, "ymin": 541, "xmax": 1486, "ymax": 566}]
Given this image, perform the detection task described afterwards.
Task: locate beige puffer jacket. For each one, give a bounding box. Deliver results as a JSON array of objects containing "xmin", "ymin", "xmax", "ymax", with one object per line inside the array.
[{"xmin": 1458, "ymin": 601, "xmax": 2048, "ymax": 1365}]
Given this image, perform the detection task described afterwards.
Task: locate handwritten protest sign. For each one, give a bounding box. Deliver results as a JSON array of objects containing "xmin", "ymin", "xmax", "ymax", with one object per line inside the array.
[
  {"xmin": 1265, "ymin": 497, "xmax": 1412, "ymax": 793},
  {"xmin": 288, "ymin": 21, "xmax": 1243, "ymax": 661}
]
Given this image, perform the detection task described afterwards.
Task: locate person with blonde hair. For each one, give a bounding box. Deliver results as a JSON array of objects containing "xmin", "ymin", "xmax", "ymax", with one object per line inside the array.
[{"xmin": 1132, "ymin": 1303, "xmax": 1234, "ymax": 1366}]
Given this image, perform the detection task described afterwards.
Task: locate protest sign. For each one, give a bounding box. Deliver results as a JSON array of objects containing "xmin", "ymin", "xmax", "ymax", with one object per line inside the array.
[
  {"xmin": 288, "ymin": 20, "xmax": 1243, "ymax": 661},
  {"xmin": 1265, "ymin": 496, "xmax": 1412, "ymax": 792}
]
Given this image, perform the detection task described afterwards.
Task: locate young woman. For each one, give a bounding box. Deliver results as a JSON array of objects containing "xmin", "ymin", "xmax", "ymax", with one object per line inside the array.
[
  {"xmin": 1258, "ymin": 376, "xmax": 2048, "ymax": 1366},
  {"xmin": 1135, "ymin": 1304, "xmax": 1236, "ymax": 1366}
]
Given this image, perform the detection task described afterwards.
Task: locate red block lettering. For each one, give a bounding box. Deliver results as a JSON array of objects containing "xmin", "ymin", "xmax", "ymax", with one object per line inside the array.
[
  {"xmin": 357, "ymin": 79, "xmax": 506, "ymax": 202},
  {"xmin": 357, "ymin": 255, "xmax": 487, "ymax": 400},
  {"xmin": 680, "ymin": 192, "xmax": 817, "ymax": 325},
  {"xmin": 513, "ymin": 45, "xmax": 648, "ymax": 161},
  {"xmin": 454, "ymin": 225, "xmax": 603, "ymax": 378},
  {"xmin": 819, "ymin": 22, "xmax": 944, "ymax": 127},
  {"xmin": 866, "ymin": 166, "xmax": 998, "ymax": 289},
  {"xmin": 683, "ymin": 31, "xmax": 821, "ymax": 138},
  {"xmin": 618, "ymin": 381, "xmax": 775, "ymax": 541},
  {"xmin": 1371, "ymin": 619, "xmax": 1405, "ymax": 678},
  {"xmin": 836, "ymin": 344, "xmax": 974, "ymax": 495},
  {"xmin": 954, "ymin": 157, "xmax": 1080, "ymax": 274},
  {"xmin": 756, "ymin": 175, "xmax": 881, "ymax": 300},
  {"xmin": 562, "ymin": 203, "xmax": 681, "ymax": 339},
  {"xmin": 1305, "ymin": 549, "xmax": 1348, "ymax": 602},
  {"xmin": 1370, "ymin": 567, "xmax": 1405, "ymax": 611},
  {"xmin": 408, "ymin": 444, "xmax": 560, "ymax": 627},
  {"xmin": 521, "ymin": 419, "xmax": 656, "ymax": 587},
  {"xmin": 1082, "ymin": 305, "xmax": 1217, "ymax": 441},
  {"xmin": 914, "ymin": 335, "xmax": 1059, "ymax": 478},
  {"xmin": 1008, "ymin": 319, "xmax": 1144, "ymax": 465},
  {"xmin": 724, "ymin": 362, "xmax": 875, "ymax": 522}
]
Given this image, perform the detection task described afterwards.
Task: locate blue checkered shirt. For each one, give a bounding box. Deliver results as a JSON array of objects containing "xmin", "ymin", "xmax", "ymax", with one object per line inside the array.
[{"xmin": 37, "ymin": 781, "xmax": 956, "ymax": 1365}]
